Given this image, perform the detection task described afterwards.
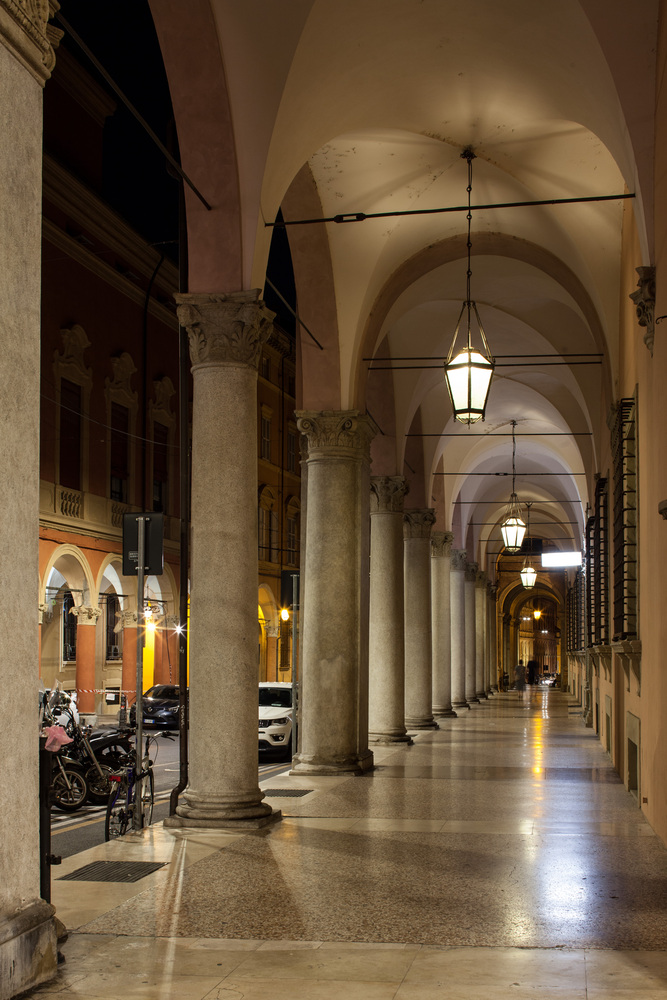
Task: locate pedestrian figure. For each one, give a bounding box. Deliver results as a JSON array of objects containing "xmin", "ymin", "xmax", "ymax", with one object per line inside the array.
[{"xmin": 515, "ymin": 659, "xmax": 526, "ymax": 702}]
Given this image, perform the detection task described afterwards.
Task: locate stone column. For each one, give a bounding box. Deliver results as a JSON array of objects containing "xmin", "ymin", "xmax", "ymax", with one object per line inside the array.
[
  {"xmin": 119, "ymin": 610, "xmax": 138, "ymax": 706},
  {"xmin": 502, "ymin": 612, "xmax": 512, "ymax": 689},
  {"xmin": 0, "ymin": 2, "xmax": 59, "ymax": 992},
  {"xmin": 291, "ymin": 410, "xmax": 377, "ymax": 774},
  {"xmin": 464, "ymin": 562, "xmax": 479, "ymax": 704},
  {"xmin": 450, "ymin": 549, "xmax": 468, "ymax": 709},
  {"xmin": 368, "ymin": 476, "xmax": 412, "ymax": 743},
  {"xmin": 488, "ymin": 584, "xmax": 498, "ymax": 691},
  {"xmin": 432, "ymin": 531, "xmax": 456, "ymax": 718},
  {"xmin": 71, "ymin": 605, "xmax": 102, "ymax": 718},
  {"xmin": 168, "ymin": 290, "xmax": 278, "ymax": 828},
  {"xmin": 404, "ymin": 509, "xmax": 438, "ymax": 729},
  {"xmin": 475, "ymin": 571, "xmax": 487, "ymax": 700}
]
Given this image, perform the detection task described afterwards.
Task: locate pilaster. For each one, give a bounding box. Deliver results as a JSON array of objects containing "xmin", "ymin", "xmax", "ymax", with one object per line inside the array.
[
  {"xmin": 450, "ymin": 549, "xmax": 468, "ymax": 708},
  {"xmin": 431, "ymin": 531, "xmax": 456, "ymax": 718},
  {"xmin": 464, "ymin": 562, "xmax": 479, "ymax": 704}
]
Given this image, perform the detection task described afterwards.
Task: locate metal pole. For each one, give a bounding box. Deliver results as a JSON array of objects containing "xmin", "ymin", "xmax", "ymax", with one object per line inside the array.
[
  {"xmin": 291, "ymin": 573, "xmax": 298, "ymax": 756},
  {"xmin": 134, "ymin": 516, "xmax": 146, "ymax": 830}
]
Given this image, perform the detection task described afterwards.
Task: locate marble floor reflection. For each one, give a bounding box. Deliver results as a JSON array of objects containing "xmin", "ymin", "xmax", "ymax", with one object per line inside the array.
[{"xmin": 25, "ymin": 691, "xmax": 667, "ymax": 998}]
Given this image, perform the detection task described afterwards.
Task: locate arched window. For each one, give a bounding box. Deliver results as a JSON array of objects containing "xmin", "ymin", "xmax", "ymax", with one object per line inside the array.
[{"xmin": 62, "ymin": 591, "xmax": 77, "ymax": 662}]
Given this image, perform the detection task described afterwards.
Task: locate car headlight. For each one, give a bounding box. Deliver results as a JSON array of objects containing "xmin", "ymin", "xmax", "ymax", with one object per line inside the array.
[{"xmin": 270, "ymin": 717, "xmax": 289, "ymax": 726}]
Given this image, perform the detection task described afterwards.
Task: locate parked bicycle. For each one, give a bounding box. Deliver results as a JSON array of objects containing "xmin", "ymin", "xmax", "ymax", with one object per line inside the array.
[{"xmin": 104, "ymin": 733, "xmax": 158, "ymax": 840}]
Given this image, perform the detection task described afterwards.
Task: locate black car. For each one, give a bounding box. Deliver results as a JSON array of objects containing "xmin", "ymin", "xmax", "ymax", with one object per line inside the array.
[{"xmin": 129, "ymin": 685, "xmax": 183, "ymax": 728}]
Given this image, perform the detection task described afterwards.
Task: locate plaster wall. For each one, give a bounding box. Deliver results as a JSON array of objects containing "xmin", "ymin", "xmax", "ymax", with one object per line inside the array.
[{"xmin": 630, "ymin": 0, "xmax": 667, "ymax": 845}]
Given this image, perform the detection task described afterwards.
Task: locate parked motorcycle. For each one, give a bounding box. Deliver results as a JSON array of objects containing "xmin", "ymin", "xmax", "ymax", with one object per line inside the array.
[
  {"xmin": 40, "ymin": 683, "xmax": 134, "ymax": 806},
  {"xmin": 54, "ymin": 706, "xmax": 135, "ymax": 804}
]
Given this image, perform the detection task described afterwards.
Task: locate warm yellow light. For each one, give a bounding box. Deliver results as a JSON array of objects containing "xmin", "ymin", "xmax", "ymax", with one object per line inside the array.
[
  {"xmin": 280, "ymin": 608, "xmax": 290, "ymax": 621},
  {"xmin": 146, "ymin": 620, "xmax": 156, "ymax": 632},
  {"xmin": 533, "ymin": 609, "xmax": 542, "ymax": 620}
]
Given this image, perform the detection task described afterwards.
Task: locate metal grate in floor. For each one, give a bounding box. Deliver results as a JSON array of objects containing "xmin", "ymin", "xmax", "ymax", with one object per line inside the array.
[
  {"xmin": 58, "ymin": 860, "xmax": 167, "ymax": 883},
  {"xmin": 263, "ymin": 788, "xmax": 313, "ymax": 797}
]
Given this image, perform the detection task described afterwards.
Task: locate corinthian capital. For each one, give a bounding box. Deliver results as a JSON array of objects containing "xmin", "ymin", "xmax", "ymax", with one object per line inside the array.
[
  {"xmin": 629, "ymin": 266, "xmax": 656, "ymax": 355},
  {"xmin": 403, "ymin": 508, "xmax": 436, "ymax": 539},
  {"xmin": 0, "ymin": 0, "xmax": 61, "ymax": 83},
  {"xmin": 117, "ymin": 610, "xmax": 139, "ymax": 629},
  {"xmin": 475, "ymin": 569, "xmax": 488, "ymax": 588},
  {"xmin": 296, "ymin": 410, "xmax": 377, "ymax": 460},
  {"xmin": 69, "ymin": 605, "xmax": 102, "ymax": 624},
  {"xmin": 431, "ymin": 531, "xmax": 454, "ymax": 558},
  {"xmin": 175, "ymin": 290, "xmax": 274, "ymax": 370},
  {"xmin": 465, "ymin": 561, "xmax": 479, "ymax": 583},
  {"xmin": 370, "ymin": 476, "xmax": 409, "ymax": 514},
  {"xmin": 451, "ymin": 548, "xmax": 467, "ymax": 572}
]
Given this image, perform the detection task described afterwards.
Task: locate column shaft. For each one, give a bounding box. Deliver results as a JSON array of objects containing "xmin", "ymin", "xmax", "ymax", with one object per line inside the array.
[
  {"xmin": 432, "ymin": 531, "xmax": 456, "ymax": 717},
  {"xmin": 169, "ymin": 290, "xmax": 278, "ymax": 828},
  {"xmin": 369, "ymin": 477, "xmax": 411, "ymax": 743},
  {"xmin": 465, "ymin": 563, "xmax": 479, "ymax": 704},
  {"xmin": 450, "ymin": 550, "xmax": 468, "ymax": 708},
  {"xmin": 72, "ymin": 606, "xmax": 101, "ymax": 717},
  {"xmin": 292, "ymin": 410, "xmax": 376, "ymax": 774},
  {"xmin": 475, "ymin": 572, "xmax": 487, "ymax": 699},
  {"xmin": 404, "ymin": 509, "xmax": 438, "ymax": 729}
]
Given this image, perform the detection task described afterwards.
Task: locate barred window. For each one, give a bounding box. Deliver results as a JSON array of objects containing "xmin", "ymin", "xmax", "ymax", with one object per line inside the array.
[
  {"xmin": 261, "ymin": 414, "xmax": 272, "ymax": 462},
  {"xmin": 612, "ymin": 400, "xmax": 637, "ymax": 640}
]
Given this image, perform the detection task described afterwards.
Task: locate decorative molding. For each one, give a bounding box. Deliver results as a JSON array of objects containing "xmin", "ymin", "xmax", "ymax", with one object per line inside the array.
[
  {"xmin": 431, "ymin": 530, "xmax": 454, "ymax": 558},
  {"xmin": 451, "ymin": 548, "xmax": 467, "ymax": 572},
  {"xmin": 176, "ymin": 290, "xmax": 274, "ymax": 370},
  {"xmin": 297, "ymin": 409, "xmax": 378, "ymax": 459},
  {"xmin": 370, "ymin": 476, "xmax": 409, "ymax": 514},
  {"xmin": 403, "ymin": 508, "xmax": 436, "ymax": 539},
  {"xmin": 118, "ymin": 610, "xmax": 139, "ymax": 629},
  {"xmin": 0, "ymin": 0, "xmax": 61, "ymax": 83},
  {"xmin": 629, "ymin": 265, "xmax": 656, "ymax": 355},
  {"xmin": 465, "ymin": 561, "xmax": 479, "ymax": 583},
  {"xmin": 475, "ymin": 569, "xmax": 488, "ymax": 588},
  {"xmin": 54, "ymin": 324, "xmax": 92, "ymax": 390},
  {"xmin": 612, "ymin": 639, "xmax": 641, "ymax": 696},
  {"xmin": 104, "ymin": 352, "xmax": 138, "ymax": 413},
  {"xmin": 69, "ymin": 605, "xmax": 102, "ymax": 625}
]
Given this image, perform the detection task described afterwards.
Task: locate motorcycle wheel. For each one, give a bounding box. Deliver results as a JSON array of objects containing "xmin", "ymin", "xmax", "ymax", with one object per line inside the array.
[
  {"xmin": 52, "ymin": 765, "xmax": 88, "ymax": 812},
  {"xmin": 85, "ymin": 763, "xmax": 115, "ymax": 804}
]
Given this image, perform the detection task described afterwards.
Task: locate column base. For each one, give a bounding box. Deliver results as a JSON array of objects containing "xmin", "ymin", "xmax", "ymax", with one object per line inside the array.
[
  {"xmin": 434, "ymin": 708, "xmax": 458, "ymax": 718},
  {"xmin": 405, "ymin": 717, "xmax": 439, "ymax": 730},
  {"xmin": 476, "ymin": 692, "xmax": 488, "ymax": 700},
  {"xmin": 467, "ymin": 696, "xmax": 480, "ymax": 704},
  {"xmin": 290, "ymin": 749, "xmax": 374, "ymax": 775},
  {"xmin": 164, "ymin": 790, "xmax": 281, "ymax": 830},
  {"xmin": 369, "ymin": 732, "xmax": 414, "ymax": 745},
  {"xmin": 452, "ymin": 699, "xmax": 470, "ymax": 710},
  {"xmin": 0, "ymin": 899, "xmax": 57, "ymax": 1000}
]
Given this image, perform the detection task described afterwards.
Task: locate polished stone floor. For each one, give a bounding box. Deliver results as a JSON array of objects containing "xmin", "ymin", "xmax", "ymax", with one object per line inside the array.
[{"xmin": 25, "ymin": 689, "xmax": 667, "ymax": 998}]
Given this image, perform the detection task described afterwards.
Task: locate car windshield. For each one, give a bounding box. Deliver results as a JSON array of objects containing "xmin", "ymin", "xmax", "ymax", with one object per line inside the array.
[
  {"xmin": 145, "ymin": 685, "xmax": 179, "ymax": 700},
  {"xmin": 259, "ymin": 687, "xmax": 292, "ymax": 708}
]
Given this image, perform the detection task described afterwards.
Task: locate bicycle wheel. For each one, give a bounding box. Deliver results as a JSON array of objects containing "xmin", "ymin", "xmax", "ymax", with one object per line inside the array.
[
  {"xmin": 141, "ymin": 768, "xmax": 154, "ymax": 828},
  {"xmin": 52, "ymin": 765, "xmax": 88, "ymax": 812},
  {"xmin": 105, "ymin": 776, "xmax": 130, "ymax": 840}
]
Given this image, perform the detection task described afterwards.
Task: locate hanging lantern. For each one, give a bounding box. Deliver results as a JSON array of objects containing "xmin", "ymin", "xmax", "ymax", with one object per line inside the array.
[
  {"xmin": 443, "ymin": 149, "xmax": 495, "ymax": 425},
  {"xmin": 500, "ymin": 422, "xmax": 525, "ymax": 552},
  {"xmin": 521, "ymin": 564, "xmax": 536, "ymax": 588}
]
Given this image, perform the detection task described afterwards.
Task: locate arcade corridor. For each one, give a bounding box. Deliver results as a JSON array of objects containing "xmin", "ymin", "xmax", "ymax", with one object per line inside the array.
[{"xmin": 27, "ymin": 690, "xmax": 667, "ymax": 998}]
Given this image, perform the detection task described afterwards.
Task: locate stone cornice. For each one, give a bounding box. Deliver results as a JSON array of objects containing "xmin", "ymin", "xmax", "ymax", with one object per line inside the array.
[
  {"xmin": 297, "ymin": 410, "xmax": 377, "ymax": 460},
  {"xmin": 43, "ymin": 218, "xmax": 178, "ymax": 329},
  {"xmin": 451, "ymin": 549, "xmax": 467, "ymax": 572},
  {"xmin": 0, "ymin": 0, "xmax": 60, "ymax": 84},
  {"xmin": 370, "ymin": 476, "xmax": 409, "ymax": 514},
  {"xmin": 431, "ymin": 530, "xmax": 454, "ymax": 557},
  {"xmin": 403, "ymin": 508, "xmax": 436, "ymax": 539},
  {"xmin": 42, "ymin": 155, "xmax": 179, "ymax": 295},
  {"xmin": 176, "ymin": 290, "xmax": 274, "ymax": 370}
]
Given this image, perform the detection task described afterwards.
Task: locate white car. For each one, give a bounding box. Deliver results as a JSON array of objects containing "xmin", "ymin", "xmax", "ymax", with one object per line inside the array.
[{"xmin": 259, "ymin": 682, "xmax": 293, "ymax": 757}]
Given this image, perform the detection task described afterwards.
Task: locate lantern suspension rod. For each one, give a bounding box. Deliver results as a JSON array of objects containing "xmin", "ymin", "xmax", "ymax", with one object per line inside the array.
[
  {"xmin": 366, "ymin": 354, "xmax": 603, "ymax": 361},
  {"xmin": 407, "ymin": 431, "xmax": 593, "ymax": 437},
  {"xmin": 266, "ymin": 193, "xmax": 635, "ymax": 227}
]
